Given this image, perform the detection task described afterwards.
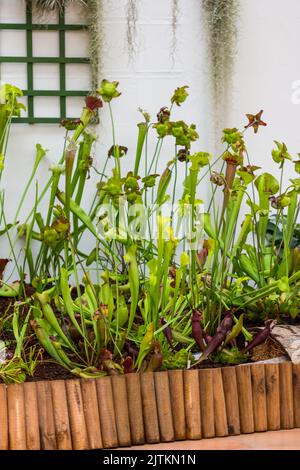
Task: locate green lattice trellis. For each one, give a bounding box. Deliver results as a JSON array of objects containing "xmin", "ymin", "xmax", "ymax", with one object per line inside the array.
[{"xmin": 0, "ymin": 5, "xmax": 90, "ymax": 124}]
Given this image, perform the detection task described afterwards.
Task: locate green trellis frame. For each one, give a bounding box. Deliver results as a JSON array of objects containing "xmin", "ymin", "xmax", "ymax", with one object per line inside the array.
[{"xmin": 0, "ymin": 4, "xmax": 90, "ymax": 124}]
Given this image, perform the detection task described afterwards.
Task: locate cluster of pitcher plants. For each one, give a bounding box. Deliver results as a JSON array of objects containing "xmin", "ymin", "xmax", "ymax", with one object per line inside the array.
[{"xmin": 0, "ymin": 80, "xmax": 299, "ymax": 383}]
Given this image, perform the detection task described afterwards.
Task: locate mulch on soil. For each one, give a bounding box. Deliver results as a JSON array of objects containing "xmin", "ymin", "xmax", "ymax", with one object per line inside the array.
[
  {"xmin": 26, "ymin": 362, "xmax": 74, "ymax": 382},
  {"xmin": 250, "ymin": 336, "xmax": 287, "ymax": 362}
]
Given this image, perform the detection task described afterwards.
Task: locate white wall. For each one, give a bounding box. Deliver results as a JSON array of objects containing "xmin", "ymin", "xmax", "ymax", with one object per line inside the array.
[
  {"xmin": 0, "ymin": 0, "xmax": 207, "ymax": 217},
  {"xmin": 0, "ymin": 0, "xmax": 207, "ymax": 268},
  {"xmin": 230, "ymin": 0, "xmax": 300, "ymax": 184}
]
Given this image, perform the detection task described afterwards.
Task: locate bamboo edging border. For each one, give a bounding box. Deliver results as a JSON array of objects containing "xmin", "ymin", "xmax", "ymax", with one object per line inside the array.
[{"xmin": 0, "ymin": 362, "xmax": 299, "ymax": 450}]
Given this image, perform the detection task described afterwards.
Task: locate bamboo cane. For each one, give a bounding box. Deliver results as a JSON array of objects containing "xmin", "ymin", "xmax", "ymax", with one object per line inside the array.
[
  {"xmin": 154, "ymin": 371, "xmax": 174, "ymax": 442},
  {"xmin": 236, "ymin": 365, "xmax": 254, "ymax": 433},
  {"xmin": 112, "ymin": 375, "xmax": 131, "ymax": 447},
  {"xmin": 212, "ymin": 368, "xmax": 228, "ymax": 437},
  {"xmin": 65, "ymin": 380, "xmax": 89, "ymax": 450},
  {"xmin": 279, "ymin": 362, "xmax": 294, "ymax": 429},
  {"xmin": 36, "ymin": 381, "xmax": 57, "ymax": 450},
  {"xmin": 81, "ymin": 379, "xmax": 103, "ymax": 449},
  {"xmin": 140, "ymin": 372, "xmax": 160, "ymax": 443},
  {"xmin": 168, "ymin": 370, "xmax": 186, "ymax": 440},
  {"xmin": 24, "ymin": 382, "xmax": 40, "ymax": 450},
  {"xmin": 125, "ymin": 373, "xmax": 145, "ymax": 445},
  {"xmin": 8, "ymin": 383, "xmax": 26, "ymax": 450},
  {"xmin": 183, "ymin": 370, "xmax": 201, "ymax": 440},
  {"xmin": 222, "ymin": 367, "xmax": 240, "ymax": 435},
  {"xmin": 265, "ymin": 363, "xmax": 280, "ymax": 431},
  {"xmin": 0, "ymin": 384, "xmax": 8, "ymax": 450},
  {"xmin": 96, "ymin": 376, "xmax": 118, "ymax": 448},
  {"xmin": 199, "ymin": 369, "xmax": 215, "ymax": 438},
  {"xmin": 250, "ymin": 364, "xmax": 267, "ymax": 432},
  {"xmin": 293, "ymin": 364, "xmax": 300, "ymax": 428},
  {"xmin": 51, "ymin": 380, "xmax": 72, "ymax": 450}
]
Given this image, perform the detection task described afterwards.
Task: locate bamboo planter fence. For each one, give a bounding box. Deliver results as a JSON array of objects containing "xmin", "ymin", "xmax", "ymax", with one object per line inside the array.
[{"xmin": 0, "ymin": 362, "xmax": 300, "ymax": 450}]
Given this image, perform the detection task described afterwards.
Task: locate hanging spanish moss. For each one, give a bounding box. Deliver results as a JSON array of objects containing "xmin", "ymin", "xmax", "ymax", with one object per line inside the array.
[
  {"xmin": 126, "ymin": 0, "xmax": 139, "ymax": 61},
  {"xmin": 86, "ymin": 0, "xmax": 103, "ymax": 91},
  {"xmin": 202, "ymin": 0, "xmax": 240, "ymax": 141},
  {"xmin": 28, "ymin": 0, "xmax": 87, "ymax": 12},
  {"xmin": 171, "ymin": 0, "xmax": 179, "ymax": 64}
]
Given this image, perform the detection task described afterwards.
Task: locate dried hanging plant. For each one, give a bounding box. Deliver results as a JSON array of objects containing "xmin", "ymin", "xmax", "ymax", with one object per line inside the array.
[
  {"xmin": 28, "ymin": 0, "xmax": 87, "ymax": 12},
  {"xmin": 201, "ymin": 0, "xmax": 240, "ymax": 141},
  {"xmin": 171, "ymin": 0, "xmax": 179, "ymax": 64},
  {"xmin": 86, "ymin": 0, "xmax": 103, "ymax": 91},
  {"xmin": 126, "ymin": 0, "xmax": 139, "ymax": 61}
]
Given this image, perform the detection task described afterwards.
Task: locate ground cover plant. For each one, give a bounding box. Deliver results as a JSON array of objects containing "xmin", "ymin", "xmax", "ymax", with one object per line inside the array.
[{"xmin": 0, "ymin": 81, "xmax": 299, "ymax": 382}]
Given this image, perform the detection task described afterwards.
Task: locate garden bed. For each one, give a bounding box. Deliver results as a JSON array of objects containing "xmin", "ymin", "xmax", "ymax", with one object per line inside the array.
[
  {"xmin": 2, "ymin": 81, "xmax": 300, "ymax": 450},
  {"xmin": 1, "ymin": 361, "xmax": 300, "ymax": 450}
]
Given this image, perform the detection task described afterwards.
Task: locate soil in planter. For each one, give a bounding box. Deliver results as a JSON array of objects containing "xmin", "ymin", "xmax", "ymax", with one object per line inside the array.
[
  {"xmin": 0, "ymin": 284, "xmax": 35, "ymax": 317},
  {"xmin": 0, "ymin": 296, "xmax": 14, "ymax": 316},
  {"xmin": 26, "ymin": 361, "xmax": 74, "ymax": 382},
  {"xmin": 27, "ymin": 340, "xmax": 285, "ymax": 380},
  {"xmin": 27, "ymin": 338, "xmax": 287, "ymax": 380}
]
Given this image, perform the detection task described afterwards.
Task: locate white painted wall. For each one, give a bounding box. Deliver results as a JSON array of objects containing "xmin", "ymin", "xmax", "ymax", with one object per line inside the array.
[
  {"xmin": 1, "ymin": 0, "xmax": 300, "ymax": 264},
  {"xmin": 0, "ymin": 0, "xmax": 206, "ymax": 267},
  {"xmin": 230, "ymin": 0, "xmax": 300, "ymax": 184},
  {"xmin": 0, "ymin": 0, "xmax": 206, "ymax": 216}
]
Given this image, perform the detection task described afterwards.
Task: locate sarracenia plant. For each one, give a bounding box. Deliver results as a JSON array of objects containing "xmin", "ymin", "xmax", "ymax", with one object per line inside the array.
[
  {"xmin": 0, "ymin": 84, "xmax": 25, "ymax": 183},
  {"xmin": 2, "ymin": 81, "xmax": 300, "ymax": 378}
]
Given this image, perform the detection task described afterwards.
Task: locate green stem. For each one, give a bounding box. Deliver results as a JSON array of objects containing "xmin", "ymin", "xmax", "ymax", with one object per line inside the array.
[{"xmin": 108, "ymin": 103, "xmax": 120, "ymax": 176}]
